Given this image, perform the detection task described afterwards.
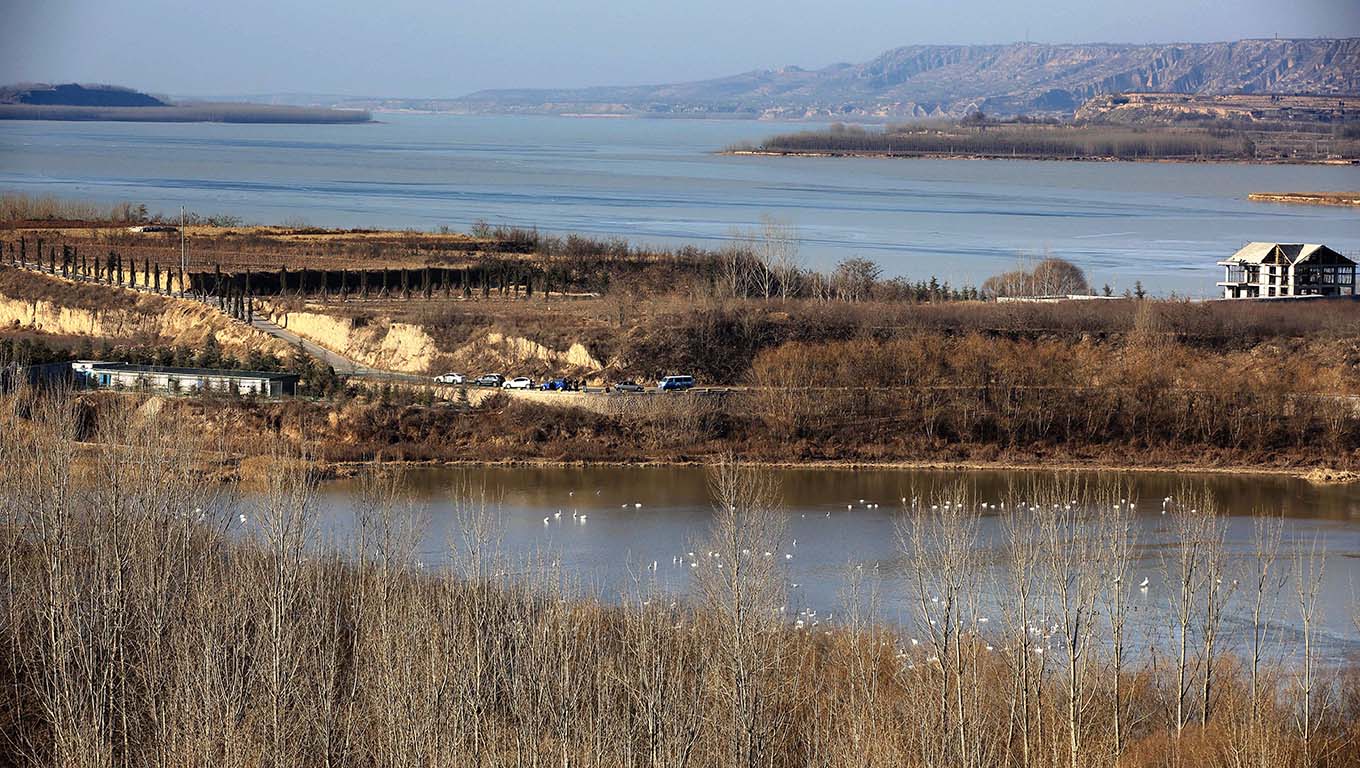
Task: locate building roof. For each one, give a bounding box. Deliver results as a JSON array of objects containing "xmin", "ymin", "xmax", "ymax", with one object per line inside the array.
[
  {"xmin": 79, "ymin": 361, "xmax": 298, "ymax": 381},
  {"xmin": 1222, "ymin": 242, "xmax": 1354, "ymax": 266}
]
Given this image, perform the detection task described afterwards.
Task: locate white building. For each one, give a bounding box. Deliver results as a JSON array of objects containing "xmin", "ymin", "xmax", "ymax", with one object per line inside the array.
[
  {"xmin": 1217, "ymin": 242, "xmax": 1356, "ymax": 299},
  {"xmin": 71, "ymin": 361, "xmax": 299, "ymax": 396}
]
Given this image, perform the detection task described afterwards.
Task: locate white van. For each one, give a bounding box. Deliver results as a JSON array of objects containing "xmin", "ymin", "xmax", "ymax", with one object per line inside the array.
[{"xmin": 657, "ymin": 375, "xmax": 694, "ymax": 391}]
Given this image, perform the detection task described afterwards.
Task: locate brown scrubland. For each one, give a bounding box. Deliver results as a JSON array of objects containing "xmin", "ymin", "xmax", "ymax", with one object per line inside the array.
[
  {"xmin": 2, "ymin": 390, "xmax": 1358, "ymax": 767},
  {"xmin": 7, "ymin": 238, "xmax": 1360, "ymax": 470},
  {"xmin": 5, "ymin": 198, "xmax": 1360, "ymax": 472}
]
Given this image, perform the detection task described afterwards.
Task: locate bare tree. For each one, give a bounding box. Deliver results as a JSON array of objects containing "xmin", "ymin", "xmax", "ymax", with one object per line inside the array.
[
  {"xmin": 834, "ymin": 257, "xmax": 882, "ymax": 302},
  {"xmin": 695, "ymin": 458, "xmax": 787, "ymax": 767},
  {"xmin": 901, "ymin": 485, "xmax": 982, "ymax": 767},
  {"xmin": 1102, "ymin": 489, "xmax": 1138, "ymax": 760},
  {"xmin": 1293, "ymin": 535, "xmax": 1327, "ymax": 766},
  {"xmin": 1036, "ymin": 481, "xmax": 1106, "ymax": 768}
]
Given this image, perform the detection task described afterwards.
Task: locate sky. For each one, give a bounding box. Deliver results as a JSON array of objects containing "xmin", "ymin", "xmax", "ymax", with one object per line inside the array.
[{"xmin": 2, "ymin": 0, "xmax": 1358, "ymax": 98}]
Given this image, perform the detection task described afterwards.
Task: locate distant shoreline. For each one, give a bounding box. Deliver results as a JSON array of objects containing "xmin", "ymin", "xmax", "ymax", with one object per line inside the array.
[
  {"xmin": 0, "ymin": 103, "xmax": 373, "ymax": 125},
  {"xmin": 723, "ymin": 149, "xmax": 1359, "ymax": 166}
]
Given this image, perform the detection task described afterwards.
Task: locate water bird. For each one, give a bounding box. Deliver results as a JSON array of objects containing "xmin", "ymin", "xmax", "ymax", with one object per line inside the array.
[
  {"xmin": 634, "ymin": 502, "xmax": 642, "ymax": 509},
  {"xmin": 238, "ymin": 513, "xmax": 246, "ymax": 524},
  {"xmin": 785, "ymin": 553, "xmax": 793, "ymax": 560},
  {"xmin": 554, "ymin": 510, "xmax": 562, "ymax": 519},
  {"xmin": 791, "ymin": 582, "xmax": 799, "ymax": 588},
  {"xmin": 1139, "ymin": 577, "xmax": 1149, "ymax": 589},
  {"xmin": 543, "ymin": 517, "xmax": 550, "ymax": 526},
  {"xmin": 578, "ymin": 514, "xmax": 588, "ymax": 523},
  {"xmin": 648, "ymin": 560, "xmax": 657, "ymax": 571},
  {"xmin": 568, "ymin": 491, "xmax": 574, "ymax": 497}
]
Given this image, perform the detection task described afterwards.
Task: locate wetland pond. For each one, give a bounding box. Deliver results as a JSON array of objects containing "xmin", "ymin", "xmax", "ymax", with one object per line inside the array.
[{"xmin": 304, "ymin": 464, "xmax": 1360, "ymax": 662}]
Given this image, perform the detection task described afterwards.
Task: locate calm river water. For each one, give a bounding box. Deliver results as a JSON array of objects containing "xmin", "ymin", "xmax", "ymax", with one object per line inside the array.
[
  {"xmin": 309, "ymin": 465, "xmax": 1360, "ymax": 661},
  {"xmin": 2, "ymin": 114, "xmax": 1357, "ymax": 294}
]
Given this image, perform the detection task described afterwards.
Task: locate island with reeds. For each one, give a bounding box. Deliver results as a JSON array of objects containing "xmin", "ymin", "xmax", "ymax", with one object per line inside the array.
[
  {"xmin": 730, "ymin": 103, "xmax": 1360, "ymax": 164},
  {"xmin": 1248, "ymin": 192, "xmax": 1360, "ymax": 206}
]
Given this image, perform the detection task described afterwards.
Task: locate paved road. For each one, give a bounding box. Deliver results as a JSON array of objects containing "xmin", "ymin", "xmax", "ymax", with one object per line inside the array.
[
  {"xmin": 246, "ymin": 315, "xmax": 429, "ymax": 383},
  {"xmin": 250, "ymin": 315, "xmax": 360, "ymax": 374}
]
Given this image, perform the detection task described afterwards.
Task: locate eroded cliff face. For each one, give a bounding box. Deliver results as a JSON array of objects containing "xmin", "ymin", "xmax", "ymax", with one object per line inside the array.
[
  {"xmin": 270, "ymin": 308, "xmax": 440, "ymax": 373},
  {"xmin": 267, "ymin": 305, "xmax": 606, "ymax": 377},
  {"xmin": 0, "ymin": 287, "xmax": 292, "ymax": 358}
]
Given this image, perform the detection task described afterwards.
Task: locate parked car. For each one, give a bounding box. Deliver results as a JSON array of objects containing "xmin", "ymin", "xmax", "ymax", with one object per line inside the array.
[
  {"xmin": 540, "ymin": 377, "xmax": 569, "ymax": 391},
  {"xmin": 502, "ymin": 376, "xmax": 533, "ymax": 390},
  {"xmin": 474, "ymin": 373, "xmax": 505, "ymax": 387},
  {"xmin": 613, "ymin": 381, "xmax": 645, "ymax": 393},
  {"xmin": 433, "ymin": 372, "xmax": 465, "ymax": 385},
  {"xmin": 657, "ymin": 375, "xmax": 695, "ymax": 392}
]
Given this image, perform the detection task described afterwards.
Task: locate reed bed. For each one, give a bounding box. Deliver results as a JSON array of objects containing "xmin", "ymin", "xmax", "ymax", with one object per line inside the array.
[{"xmin": 1, "ymin": 389, "xmax": 1357, "ymax": 767}]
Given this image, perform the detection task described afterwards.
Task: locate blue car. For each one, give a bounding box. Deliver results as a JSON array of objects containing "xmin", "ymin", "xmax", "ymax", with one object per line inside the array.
[{"xmin": 541, "ymin": 377, "xmax": 569, "ymax": 391}]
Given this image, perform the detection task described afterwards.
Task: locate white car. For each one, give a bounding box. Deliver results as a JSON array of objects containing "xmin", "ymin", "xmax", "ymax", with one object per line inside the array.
[
  {"xmin": 502, "ymin": 376, "xmax": 533, "ymax": 390},
  {"xmin": 433, "ymin": 372, "xmax": 465, "ymax": 385}
]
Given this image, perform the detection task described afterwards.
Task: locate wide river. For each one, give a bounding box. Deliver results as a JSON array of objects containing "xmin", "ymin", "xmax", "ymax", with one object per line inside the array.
[
  {"xmin": 2, "ymin": 114, "xmax": 1356, "ymax": 294},
  {"xmin": 308, "ymin": 465, "xmax": 1360, "ymax": 661}
]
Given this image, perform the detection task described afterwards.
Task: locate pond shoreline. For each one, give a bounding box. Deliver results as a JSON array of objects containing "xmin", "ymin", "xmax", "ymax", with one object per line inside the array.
[{"xmin": 323, "ymin": 455, "xmax": 1360, "ymax": 483}]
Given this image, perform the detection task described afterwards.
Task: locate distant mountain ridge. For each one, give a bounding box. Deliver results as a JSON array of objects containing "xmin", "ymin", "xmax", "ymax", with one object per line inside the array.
[{"xmin": 421, "ymin": 38, "xmax": 1360, "ymax": 120}]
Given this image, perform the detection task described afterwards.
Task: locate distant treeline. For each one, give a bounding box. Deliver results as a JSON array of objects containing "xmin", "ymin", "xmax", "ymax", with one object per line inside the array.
[
  {"xmin": 0, "ymin": 102, "xmax": 372, "ymax": 124},
  {"xmin": 746, "ymin": 121, "xmax": 1259, "ymax": 161}
]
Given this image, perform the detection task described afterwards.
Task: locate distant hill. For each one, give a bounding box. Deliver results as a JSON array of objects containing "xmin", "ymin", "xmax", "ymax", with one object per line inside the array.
[
  {"xmin": 0, "ymin": 82, "xmax": 372, "ymax": 124},
  {"xmin": 399, "ymin": 38, "xmax": 1360, "ymax": 120},
  {"xmin": 0, "ymin": 83, "xmax": 168, "ymax": 108}
]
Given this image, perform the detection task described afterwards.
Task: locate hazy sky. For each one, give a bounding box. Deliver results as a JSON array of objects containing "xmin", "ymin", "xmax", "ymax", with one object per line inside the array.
[{"xmin": 3, "ymin": 0, "xmax": 1357, "ymax": 97}]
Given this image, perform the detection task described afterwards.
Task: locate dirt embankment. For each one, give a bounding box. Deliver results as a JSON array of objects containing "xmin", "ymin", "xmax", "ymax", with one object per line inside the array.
[
  {"xmin": 0, "ymin": 268, "xmax": 292, "ymax": 357},
  {"xmin": 266, "ymin": 306, "xmax": 440, "ymax": 373},
  {"xmin": 266, "ymin": 303, "xmax": 607, "ymax": 377}
]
